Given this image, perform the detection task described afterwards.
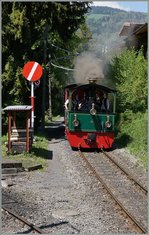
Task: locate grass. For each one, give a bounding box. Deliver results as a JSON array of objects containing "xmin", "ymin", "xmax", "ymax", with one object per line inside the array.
[
  {"xmin": 115, "ymin": 111, "xmax": 148, "ymax": 169},
  {"xmin": 2, "ymin": 115, "xmax": 62, "ymax": 170},
  {"xmin": 45, "ymin": 114, "xmax": 61, "ymax": 126},
  {"xmin": 2, "ymin": 132, "xmax": 50, "ymax": 170}
]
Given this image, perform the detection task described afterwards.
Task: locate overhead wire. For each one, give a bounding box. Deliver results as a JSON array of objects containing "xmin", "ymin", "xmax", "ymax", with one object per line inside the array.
[
  {"xmin": 50, "ymin": 41, "xmax": 83, "ymax": 71},
  {"xmin": 50, "ymin": 43, "xmax": 79, "ymax": 71},
  {"xmin": 50, "ymin": 61, "xmax": 75, "ymax": 71},
  {"xmin": 50, "ymin": 43, "xmax": 80, "ymax": 56}
]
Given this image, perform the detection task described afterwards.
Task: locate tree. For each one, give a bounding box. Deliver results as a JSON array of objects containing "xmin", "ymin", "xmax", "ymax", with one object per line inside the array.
[
  {"xmin": 2, "ymin": 2, "xmax": 91, "ymax": 130},
  {"xmin": 107, "ymin": 48, "xmax": 147, "ymax": 113}
]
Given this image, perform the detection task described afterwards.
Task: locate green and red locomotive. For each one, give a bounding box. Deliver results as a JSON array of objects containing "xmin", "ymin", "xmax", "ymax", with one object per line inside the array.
[{"xmin": 64, "ymin": 78, "xmax": 116, "ymax": 150}]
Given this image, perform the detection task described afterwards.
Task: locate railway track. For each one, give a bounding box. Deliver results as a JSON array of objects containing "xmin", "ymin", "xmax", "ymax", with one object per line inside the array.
[
  {"xmin": 2, "ymin": 191, "xmax": 80, "ymax": 234},
  {"xmin": 2, "ymin": 205, "xmax": 45, "ymax": 234},
  {"xmin": 101, "ymin": 149, "xmax": 147, "ymax": 194},
  {"xmin": 2, "ymin": 202, "xmax": 81, "ymax": 234},
  {"xmin": 78, "ymin": 150, "xmax": 148, "ymax": 234}
]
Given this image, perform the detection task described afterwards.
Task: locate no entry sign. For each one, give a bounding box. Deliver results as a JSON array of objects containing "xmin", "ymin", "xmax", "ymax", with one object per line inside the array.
[{"xmin": 22, "ymin": 61, "xmax": 43, "ymax": 82}]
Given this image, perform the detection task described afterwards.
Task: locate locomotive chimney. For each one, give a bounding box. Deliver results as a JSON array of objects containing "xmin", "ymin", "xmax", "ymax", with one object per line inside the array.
[{"xmin": 88, "ymin": 77, "xmax": 98, "ymax": 84}]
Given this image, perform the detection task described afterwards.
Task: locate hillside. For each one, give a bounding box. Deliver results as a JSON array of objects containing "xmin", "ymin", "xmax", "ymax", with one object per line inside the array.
[{"xmin": 85, "ymin": 6, "xmax": 147, "ymax": 59}]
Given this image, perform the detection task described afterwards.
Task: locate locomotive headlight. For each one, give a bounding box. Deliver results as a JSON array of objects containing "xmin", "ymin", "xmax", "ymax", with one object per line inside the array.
[
  {"xmin": 73, "ymin": 114, "xmax": 79, "ymax": 127},
  {"xmin": 105, "ymin": 115, "xmax": 111, "ymax": 128},
  {"xmin": 105, "ymin": 121, "xmax": 111, "ymax": 128},
  {"xmin": 90, "ymin": 103, "xmax": 97, "ymax": 115}
]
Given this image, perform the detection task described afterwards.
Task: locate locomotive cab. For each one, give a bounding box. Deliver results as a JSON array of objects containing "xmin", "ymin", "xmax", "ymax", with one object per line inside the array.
[{"xmin": 64, "ymin": 82, "xmax": 116, "ymax": 150}]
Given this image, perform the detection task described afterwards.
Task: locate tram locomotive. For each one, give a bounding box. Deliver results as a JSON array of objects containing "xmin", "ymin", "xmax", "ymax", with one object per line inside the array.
[{"xmin": 64, "ymin": 78, "xmax": 116, "ymax": 150}]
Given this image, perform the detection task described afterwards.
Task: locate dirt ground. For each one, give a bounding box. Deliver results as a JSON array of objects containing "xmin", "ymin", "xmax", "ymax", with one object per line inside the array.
[{"xmin": 1, "ymin": 119, "xmax": 147, "ymax": 234}]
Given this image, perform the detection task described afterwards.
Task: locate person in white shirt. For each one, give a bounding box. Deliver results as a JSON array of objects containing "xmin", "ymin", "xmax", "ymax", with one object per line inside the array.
[{"xmin": 64, "ymin": 98, "xmax": 69, "ymax": 110}]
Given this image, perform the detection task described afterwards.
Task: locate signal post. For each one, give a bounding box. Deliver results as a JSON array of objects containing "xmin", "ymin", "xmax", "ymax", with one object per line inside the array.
[{"xmin": 22, "ymin": 61, "xmax": 43, "ymax": 129}]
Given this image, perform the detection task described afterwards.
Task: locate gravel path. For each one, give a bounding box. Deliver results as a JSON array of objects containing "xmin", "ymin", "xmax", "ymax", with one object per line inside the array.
[{"xmin": 2, "ymin": 120, "xmax": 148, "ymax": 234}]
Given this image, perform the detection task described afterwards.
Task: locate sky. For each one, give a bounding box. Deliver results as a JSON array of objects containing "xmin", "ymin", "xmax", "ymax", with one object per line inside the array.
[{"xmin": 92, "ymin": 1, "xmax": 148, "ymax": 13}]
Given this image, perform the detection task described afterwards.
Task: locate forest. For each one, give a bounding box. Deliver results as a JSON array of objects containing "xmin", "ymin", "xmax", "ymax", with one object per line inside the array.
[
  {"xmin": 2, "ymin": 2, "xmax": 91, "ymax": 129},
  {"xmin": 2, "ymin": 3, "xmax": 147, "ymax": 166}
]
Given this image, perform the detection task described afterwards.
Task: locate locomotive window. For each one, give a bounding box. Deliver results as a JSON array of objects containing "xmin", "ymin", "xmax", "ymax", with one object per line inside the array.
[{"xmin": 67, "ymin": 87, "xmax": 116, "ymax": 114}]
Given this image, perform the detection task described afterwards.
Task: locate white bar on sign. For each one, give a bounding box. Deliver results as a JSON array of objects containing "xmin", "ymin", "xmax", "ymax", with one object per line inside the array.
[
  {"xmin": 31, "ymin": 110, "xmax": 34, "ymax": 128},
  {"xmin": 27, "ymin": 62, "xmax": 38, "ymax": 81},
  {"xmin": 31, "ymin": 82, "xmax": 34, "ymax": 97}
]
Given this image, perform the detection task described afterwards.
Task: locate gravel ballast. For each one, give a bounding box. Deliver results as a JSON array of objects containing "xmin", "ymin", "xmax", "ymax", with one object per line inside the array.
[{"xmin": 2, "ymin": 121, "xmax": 147, "ymax": 234}]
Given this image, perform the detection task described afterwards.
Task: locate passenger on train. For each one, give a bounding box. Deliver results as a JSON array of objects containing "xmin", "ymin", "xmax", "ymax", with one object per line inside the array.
[
  {"xmin": 72, "ymin": 94, "xmax": 79, "ymax": 111},
  {"xmin": 101, "ymin": 93, "xmax": 110, "ymax": 112},
  {"xmin": 79, "ymin": 95, "xmax": 96, "ymax": 113},
  {"xmin": 87, "ymin": 97, "xmax": 95, "ymax": 111},
  {"xmin": 78, "ymin": 92, "xmax": 89, "ymax": 112},
  {"xmin": 94, "ymin": 93, "xmax": 102, "ymax": 112}
]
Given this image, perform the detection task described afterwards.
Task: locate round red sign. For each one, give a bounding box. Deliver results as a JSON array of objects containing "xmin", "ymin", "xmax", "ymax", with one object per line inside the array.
[{"xmin": 22, "ymin": 61, "xmax": 43, "ymax": 82}]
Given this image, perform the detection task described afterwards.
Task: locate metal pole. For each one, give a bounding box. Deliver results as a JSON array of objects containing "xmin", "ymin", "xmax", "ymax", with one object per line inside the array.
[
  {"xmin": 41, "ymin": 25, "xmax": 48, "ymax": 130},
  {"xmin": 31, "ymin": 82, "xmax": 35, "ymax": 129},
  {"xmin": 48, "ymin": 64, "xmax": 52, "ymax": 121},
  {"xmin": 26, "ymin": 111, "xmax": 29, "ymax": 153},
  {"xmin": 8, "ymin": 111, "xmax": 11, "ymax": 152}
]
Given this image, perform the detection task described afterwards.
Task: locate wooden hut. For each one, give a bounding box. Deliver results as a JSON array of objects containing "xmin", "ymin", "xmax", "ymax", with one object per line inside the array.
[{"xmin": 3, "ymin": 105, "xmax": 33, "ymax": 153}]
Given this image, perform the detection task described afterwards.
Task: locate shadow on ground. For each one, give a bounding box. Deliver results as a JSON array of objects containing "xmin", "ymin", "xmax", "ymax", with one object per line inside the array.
[
  {"xmin": 16, "ymin": 220, "xmax": 80, "ymax": 234},
  {"xmin": 43, "ymin": 121, "xmax": 65, "ymax": 141},
  {"xmin": 114, "ymin": 133, "xmax": 133, "ymax": 149},
  {"xmin": 31, "ymin": 146, "xmax": 53, "ymax": 160}
]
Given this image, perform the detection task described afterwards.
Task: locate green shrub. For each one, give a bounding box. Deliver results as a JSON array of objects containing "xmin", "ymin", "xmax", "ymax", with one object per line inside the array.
[
  {"xmin": 109, "ymin": 47, "xmax": 147, "ymax": 113},
  {"xmin": 116, "ymin": 111, "xmax": 147, "ymax": 169}
]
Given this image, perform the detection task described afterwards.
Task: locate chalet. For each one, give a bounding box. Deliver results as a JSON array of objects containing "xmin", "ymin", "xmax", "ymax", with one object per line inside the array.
[{"xmin": 119, "ymin": 22, "xmax": 148, "ymax": 57}]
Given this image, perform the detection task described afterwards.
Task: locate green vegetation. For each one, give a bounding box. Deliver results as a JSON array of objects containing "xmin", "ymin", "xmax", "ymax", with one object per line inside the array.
[
  {"xmin": 107, "ymin": 48, "xmax": 147, "ymax": 113},
  {"xmin": 107, "ymin": 48, "xmax": 147, "ymax": 169},
  {"xmin": 88, "ymin": 6, "xmax": 126, "ymax": 15},
  {"xmin": 86, "ymin": 14, "xmax": 108, "ymax": 20},
  {"xmin": 2, "ymin": 133, "xmax": 50, "ymax": 170},
  {"xmin": 2, "ymin": 2, "xmax": 91, "ymax": 129},
  {"xmin": 116, "ymin": 111, "xmax": 147, "ymax": 168},
  {"xmin": 45, "ymin": 114, "xmax": 61, "ymax": 126}
]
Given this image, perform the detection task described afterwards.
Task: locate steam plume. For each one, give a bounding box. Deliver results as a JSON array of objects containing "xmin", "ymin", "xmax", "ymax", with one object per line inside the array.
[{"xmin": 73, "ymin": 52, "xmax": 104, "ymax": 84}]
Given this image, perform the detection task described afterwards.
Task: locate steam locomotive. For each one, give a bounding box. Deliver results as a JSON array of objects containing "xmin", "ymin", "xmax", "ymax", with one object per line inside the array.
[{"xmin": 64, "ymin": 78, "xmax": 116, "ymax": 150}]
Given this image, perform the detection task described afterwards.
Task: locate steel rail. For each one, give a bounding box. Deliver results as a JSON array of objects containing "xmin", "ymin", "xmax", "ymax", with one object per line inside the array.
[
  {"xmin": 78, "ymin": 150, "xmax": 147, "ymax": 234},
  {"xmin": 101, "ymin": 149, "xmax": 148, "ymax": 194},
  {"xmin": 2, "ymin": 205, "xmax": 44, "ymax": 234}
]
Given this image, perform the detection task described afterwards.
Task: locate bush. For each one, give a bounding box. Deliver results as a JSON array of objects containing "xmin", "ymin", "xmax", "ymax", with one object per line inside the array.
[
  {"xmin": 108, "ymin": 47, "xmax": 147, "ymax": 113},
  {"xmin": 116, "ymin": 111, "xmax": 147, "ymax": 168}
]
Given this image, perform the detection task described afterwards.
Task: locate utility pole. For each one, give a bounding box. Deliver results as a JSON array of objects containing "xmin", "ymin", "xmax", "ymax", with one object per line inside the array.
[
  {"xmin": 48, "ymin": 14, "xmax": 53, "ymax": 121},
  {"xmin": 48, "ymin": 72, "xmax": 52, "ymax": 121},
  {"xmin": 41, "ymin": 24, "xmax": 48, "ymax": 130},
  {"xmin": 48, "ymin": 58, "xmax": 52, "ymax": 121}
]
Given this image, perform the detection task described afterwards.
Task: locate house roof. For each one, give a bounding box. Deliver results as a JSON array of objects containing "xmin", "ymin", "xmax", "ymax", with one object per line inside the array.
[
  {"xmin": 119, "ymin": 22, "xmax": 145, "ymax": 36},
  {"xmin": 3, "ymin": 105, "xmax": 32, "ymax": 111},
  {"xmin": 133, "ymin": 23, "xmax": 147, "ymax": 35}
]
